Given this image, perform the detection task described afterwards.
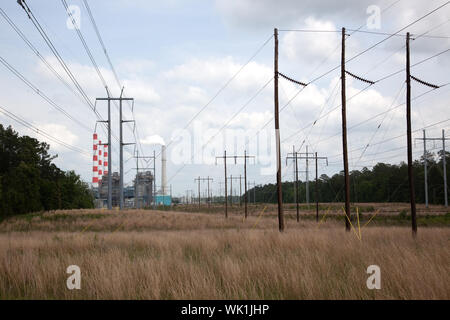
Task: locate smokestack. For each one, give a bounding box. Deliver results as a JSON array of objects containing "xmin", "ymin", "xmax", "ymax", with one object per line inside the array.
[
  {"xmin": 161, "ymin": 145, "xmax": 167, "ymax": 195},
  {"xmin": 92, "ymin": 133, "xmax": 99, "ymax": 188}
]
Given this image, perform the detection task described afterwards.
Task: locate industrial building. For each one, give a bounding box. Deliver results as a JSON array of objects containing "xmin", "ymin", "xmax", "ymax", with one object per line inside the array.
[
  {"xmin": 94, "ymin": 171, "xmax": 154, "ymax": 208},
  {"xmin": 134, "ymin": 171, "xmax": 154, "ymax": 208},
  {"xmin": 93, "ymin": 143, "xmax": 171, "ymax": 208}
]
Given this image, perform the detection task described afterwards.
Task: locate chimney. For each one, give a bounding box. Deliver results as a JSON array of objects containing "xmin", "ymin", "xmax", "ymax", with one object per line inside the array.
[{"xmin": 161, "ymin": 145, "xmax": 167, "ymax": 195}]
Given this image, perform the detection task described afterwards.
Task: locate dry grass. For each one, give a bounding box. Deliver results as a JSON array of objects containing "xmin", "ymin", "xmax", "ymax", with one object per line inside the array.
[{"xmin": 0, "ymin": 209, "xmax": 449, "ymax": 299}]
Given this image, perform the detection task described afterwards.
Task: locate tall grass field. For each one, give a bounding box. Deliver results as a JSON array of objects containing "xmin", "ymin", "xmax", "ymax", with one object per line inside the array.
[{"xmin": 0, "ymin": 205, "xmax": 449, "ymax": 299}]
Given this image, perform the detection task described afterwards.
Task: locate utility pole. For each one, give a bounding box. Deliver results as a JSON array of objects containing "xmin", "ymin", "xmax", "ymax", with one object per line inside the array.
[
  {"xmin": 444, "ymin": 129, "xmax": 448, "ymax": 208},
  {"xmin": 207, "ymin": 177, "xmax": 211, "ymax": 207},
  {"xmin": 286, "ymin": 148, "xmax": 300, "ymax": 222},
  {"xmin": 230, "ymin": 175, "xmax": 233, "ymax": 207},
  {"xmin": 406, "ymin": 32, "xmax": 417, "ymax": 236},
  {"xmin": 306, "ymin": 145, "xmax": 309, "ymax": 204},
  {"xmin": 287, "ymin": 149, "xmax": 314, "ymax": 222},
  {"xmin": 118, "ymin": 89, "xmax": 135, "ymax": 210},
  {"xmin": 194, "ymin": 177, "xmax": 213, "ymax": 209},
  {"xmin": 227, "ymin": 176, "xmax": 242, "ymax": 208},
  {"xmin": 97, "ymin": 92, "xmax": 134, "ymax": 210},
  {"xmin": 341, "ymin": 27, "xmax": 351, "ymax": 231},
  {"xmin": 216, "ymin": 151, "xmax": 228, "ymax": 217},
  {"xmin": 216, "ymin": 151, "xmax": 255, "ymax": 218},
  {"xmin": 416, "ymin": 129, "xmax": 450, "ymax": 207},
  {"xmin": 274, "ymin": 27, "xmax": 284, "ymax": 232},
  {"xmin": 196, "ymin": 176, "xmax": 201, "ymax": 208},
  {"xmin": 294, "ymin": 146, "xmax": 299, "ymax": 220},
  {"xmin": 239, "ymin": 175, "xmax": 242, "ymax": 207},
  {"xmin": 152, "ymin": 150, "xmax": 156, "ymax": 209},
  {"xmin": 314, "ymin": 152, "xmax": 328, "ymax": 222},
  {"xmin": 96, "ymin": 95, "xmax": 112, "ymax": 210},
  {"xmin": 423, "ymin": 130, "xmax": 428, "ymax": 208},
  {"xmin": 247, "ymin": 182, "xmax": 256, "ymax": 204},
  {"xmin": 415, "ymin": 130, "xmax": 429, "ymax": 207},
  {"xmin": 247, "ymin": 181, "xmax": 256, "ymax": 204},
  {"xmin": 97, "ymin": 90, "xmax": 134, "ymax": 210},
  {"xmin": 135, "ymin": 150, "xmax": 139, "ymax": 209},
  {"xmin": 244, "ymin": 151, "xmax": 247, "ymax": 215}
]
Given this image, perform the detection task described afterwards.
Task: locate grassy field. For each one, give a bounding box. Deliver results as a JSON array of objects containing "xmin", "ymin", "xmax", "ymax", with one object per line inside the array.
[{"xmin": 0, "ymin": 204, "xmax": 449, "ymax": 299}]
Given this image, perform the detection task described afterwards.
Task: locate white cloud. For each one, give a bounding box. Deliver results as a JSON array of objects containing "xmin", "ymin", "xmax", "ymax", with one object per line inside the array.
[
  {"xmin": 36, "ymin": 123, "xmax": 79, "ymax": 151},
  {"xmin": 164, "ymin": 56, "xmax": 272, "ymax": 92},
  {"xmin": 281, "ymin": 17, "xmax": 340, "ymax": 63},
  {"xmin": 141, "ymin": 134, "xmax": 166, "ymax": 146}
]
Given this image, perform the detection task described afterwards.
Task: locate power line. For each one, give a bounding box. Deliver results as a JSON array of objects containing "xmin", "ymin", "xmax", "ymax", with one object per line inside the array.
[
  {"xmin": 0, "ymin": 55, "xmax": 92, "ymax": 132},
  {"xmin": 158, "ymin": 34, "xmax": 274, "ymax": 162},
  {"xmin": 81, "ymin": 0, "xmax": 145, "ymax": 167},
  {"xmin": 346, "ymin": 1, "xmax": 450, "ymax": 65},
  {"xmin": 306, "ymin": 1, "xmax": 450, "ymax": 84},
  {"xmin": 18, "ymin": 0, "xmax": 97, "ymax": 115},
  {"xmin": 0, "ymin": 8, "xmax": 93, "ymax": 114},
  {"xmin": 61, "ymin": 0, "xmax": 108, "ymax": 89},
  {"xmin": 82, "ymin": 0, "xmax": 121, "ymax": 89},
  {"xmin": 0, "ymin": 104, "xmax": 90, "ymax": 156}
]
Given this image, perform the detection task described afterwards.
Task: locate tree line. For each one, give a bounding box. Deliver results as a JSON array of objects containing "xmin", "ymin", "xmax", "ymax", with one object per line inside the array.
[
  {"xmin": 248, "ymin": 150, "xmax": 450, "ymax": 205},
  {"xmin": 0, "ymin": 124, "xmax": 94, "ymax": 219}
]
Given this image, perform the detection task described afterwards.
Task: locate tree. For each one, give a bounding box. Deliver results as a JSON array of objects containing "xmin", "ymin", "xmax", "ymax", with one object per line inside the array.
[{"xmin": 0, "ymin": 124, "xmax": 93, "ymax": 218}]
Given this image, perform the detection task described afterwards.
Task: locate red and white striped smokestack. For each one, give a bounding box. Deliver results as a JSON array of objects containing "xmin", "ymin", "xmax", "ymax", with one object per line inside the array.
[
  {"xmin": 92, "ymin": 133, "xmax": 99, "ymax": 187},
  {"xmin": 104, "ymin": 144, "xmax": 108, "ymax": 176},
  {"xmin": 98, "ymin": 140, "xmax": 103, "ymax": 181}
]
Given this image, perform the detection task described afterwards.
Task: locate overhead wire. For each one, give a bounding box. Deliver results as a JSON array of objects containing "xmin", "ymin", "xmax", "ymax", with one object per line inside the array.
[{"xmin": 0, "ymin": 104, "xmax": 90, "ymax": 156}]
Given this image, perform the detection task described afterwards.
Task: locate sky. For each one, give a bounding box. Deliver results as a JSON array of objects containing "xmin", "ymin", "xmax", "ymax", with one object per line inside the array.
[{"xmin": 0, "ymin": 0, "xmax": 449, "ymax": 198}]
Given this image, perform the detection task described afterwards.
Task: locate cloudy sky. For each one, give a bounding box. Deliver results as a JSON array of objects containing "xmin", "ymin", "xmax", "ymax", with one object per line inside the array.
[{"xmin": 0, "ymin": 0, "xmax": 449, "ymax": 198}]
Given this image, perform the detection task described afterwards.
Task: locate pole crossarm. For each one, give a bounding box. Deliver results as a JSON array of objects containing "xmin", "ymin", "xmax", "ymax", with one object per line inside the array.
[
  {"xmin": 411, "ymin": 75, "xmax": 440, "ymax": 89},
  {"xmin": 345, "ymin": 70, "xmax": 375, "ymax": 85},
  {"xmin": 278, "ymin": 72, "xmax": 308, "ymax": 87},
  {"xmin": 288, "ymin": 153, "xmax": 328, "ymax": 165},
  {"xmin": 96, "ymin": 98, "xmax": 134, "ymax": 101},
  {"xmin": 215, "ymin": 154, "xmax": 256, "ymax": 165}
]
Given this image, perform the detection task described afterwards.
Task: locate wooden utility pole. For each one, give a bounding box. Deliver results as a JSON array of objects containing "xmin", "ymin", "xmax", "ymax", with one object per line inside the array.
[
  {"xmin": 247, "ymin": 181, "xmax": 256, "ymax": 204},
  {"xmin": 415, "ymin": 130, "xmax": 429, "ymax": 207},
  {"xmin": 341, "ymin": 27, "xmax": 351, "ymax": 231},
  {"xmin": 314, "ymin": 152, "xmax": 328, "ymax": 222},
  {"xmin": 207, "ymin": 176, "xmax": 211, "ymax": 207},
  {"xmin": 274, "ymin": 27, "xmax": 284, "ymax": 232},
  {"xmin": 216, "ymin": 152, "xmax": 254, "ymax": 218},
  {"xmin": 244, "ymin": 151, "xmax": 247, "ymax": 217},
  {"xmin": 286, "ymin": 148, "xmax": 301, "ymax": 222},
  {"xmin": 224, "ymin": 151, "xmax": 227, "ymax": 216},
  {"xmin": 195, "ymin": 177, "xmax": 213, "ymax": 209},
  {"xmin": 288, "ymin": 150, "xmax": 327, "ymax": 222},
  {"xmin": 406, "ymin": 32, "xmax": 417, "ymax": 236},
  {"xmin": 295, "ymin": 148, "xmax": 299, "ymax": 222},
  {"xmin": 444, "ymin": 129, "xmax": 448, "ymax": 208},
  {"xmin": 230, "ymin": 175, "xmax": 233, "ymax": 207},
  {"xmin": 228, "ymin": 175, "xmax": 241, "ymax": 207},
  {"xmin": 415, "ymin": 129, "xmax": 450, "ymax": 207},
  {"xmin": 196, "ymin": 176, "xmax": 201, "ymax": 208}
]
